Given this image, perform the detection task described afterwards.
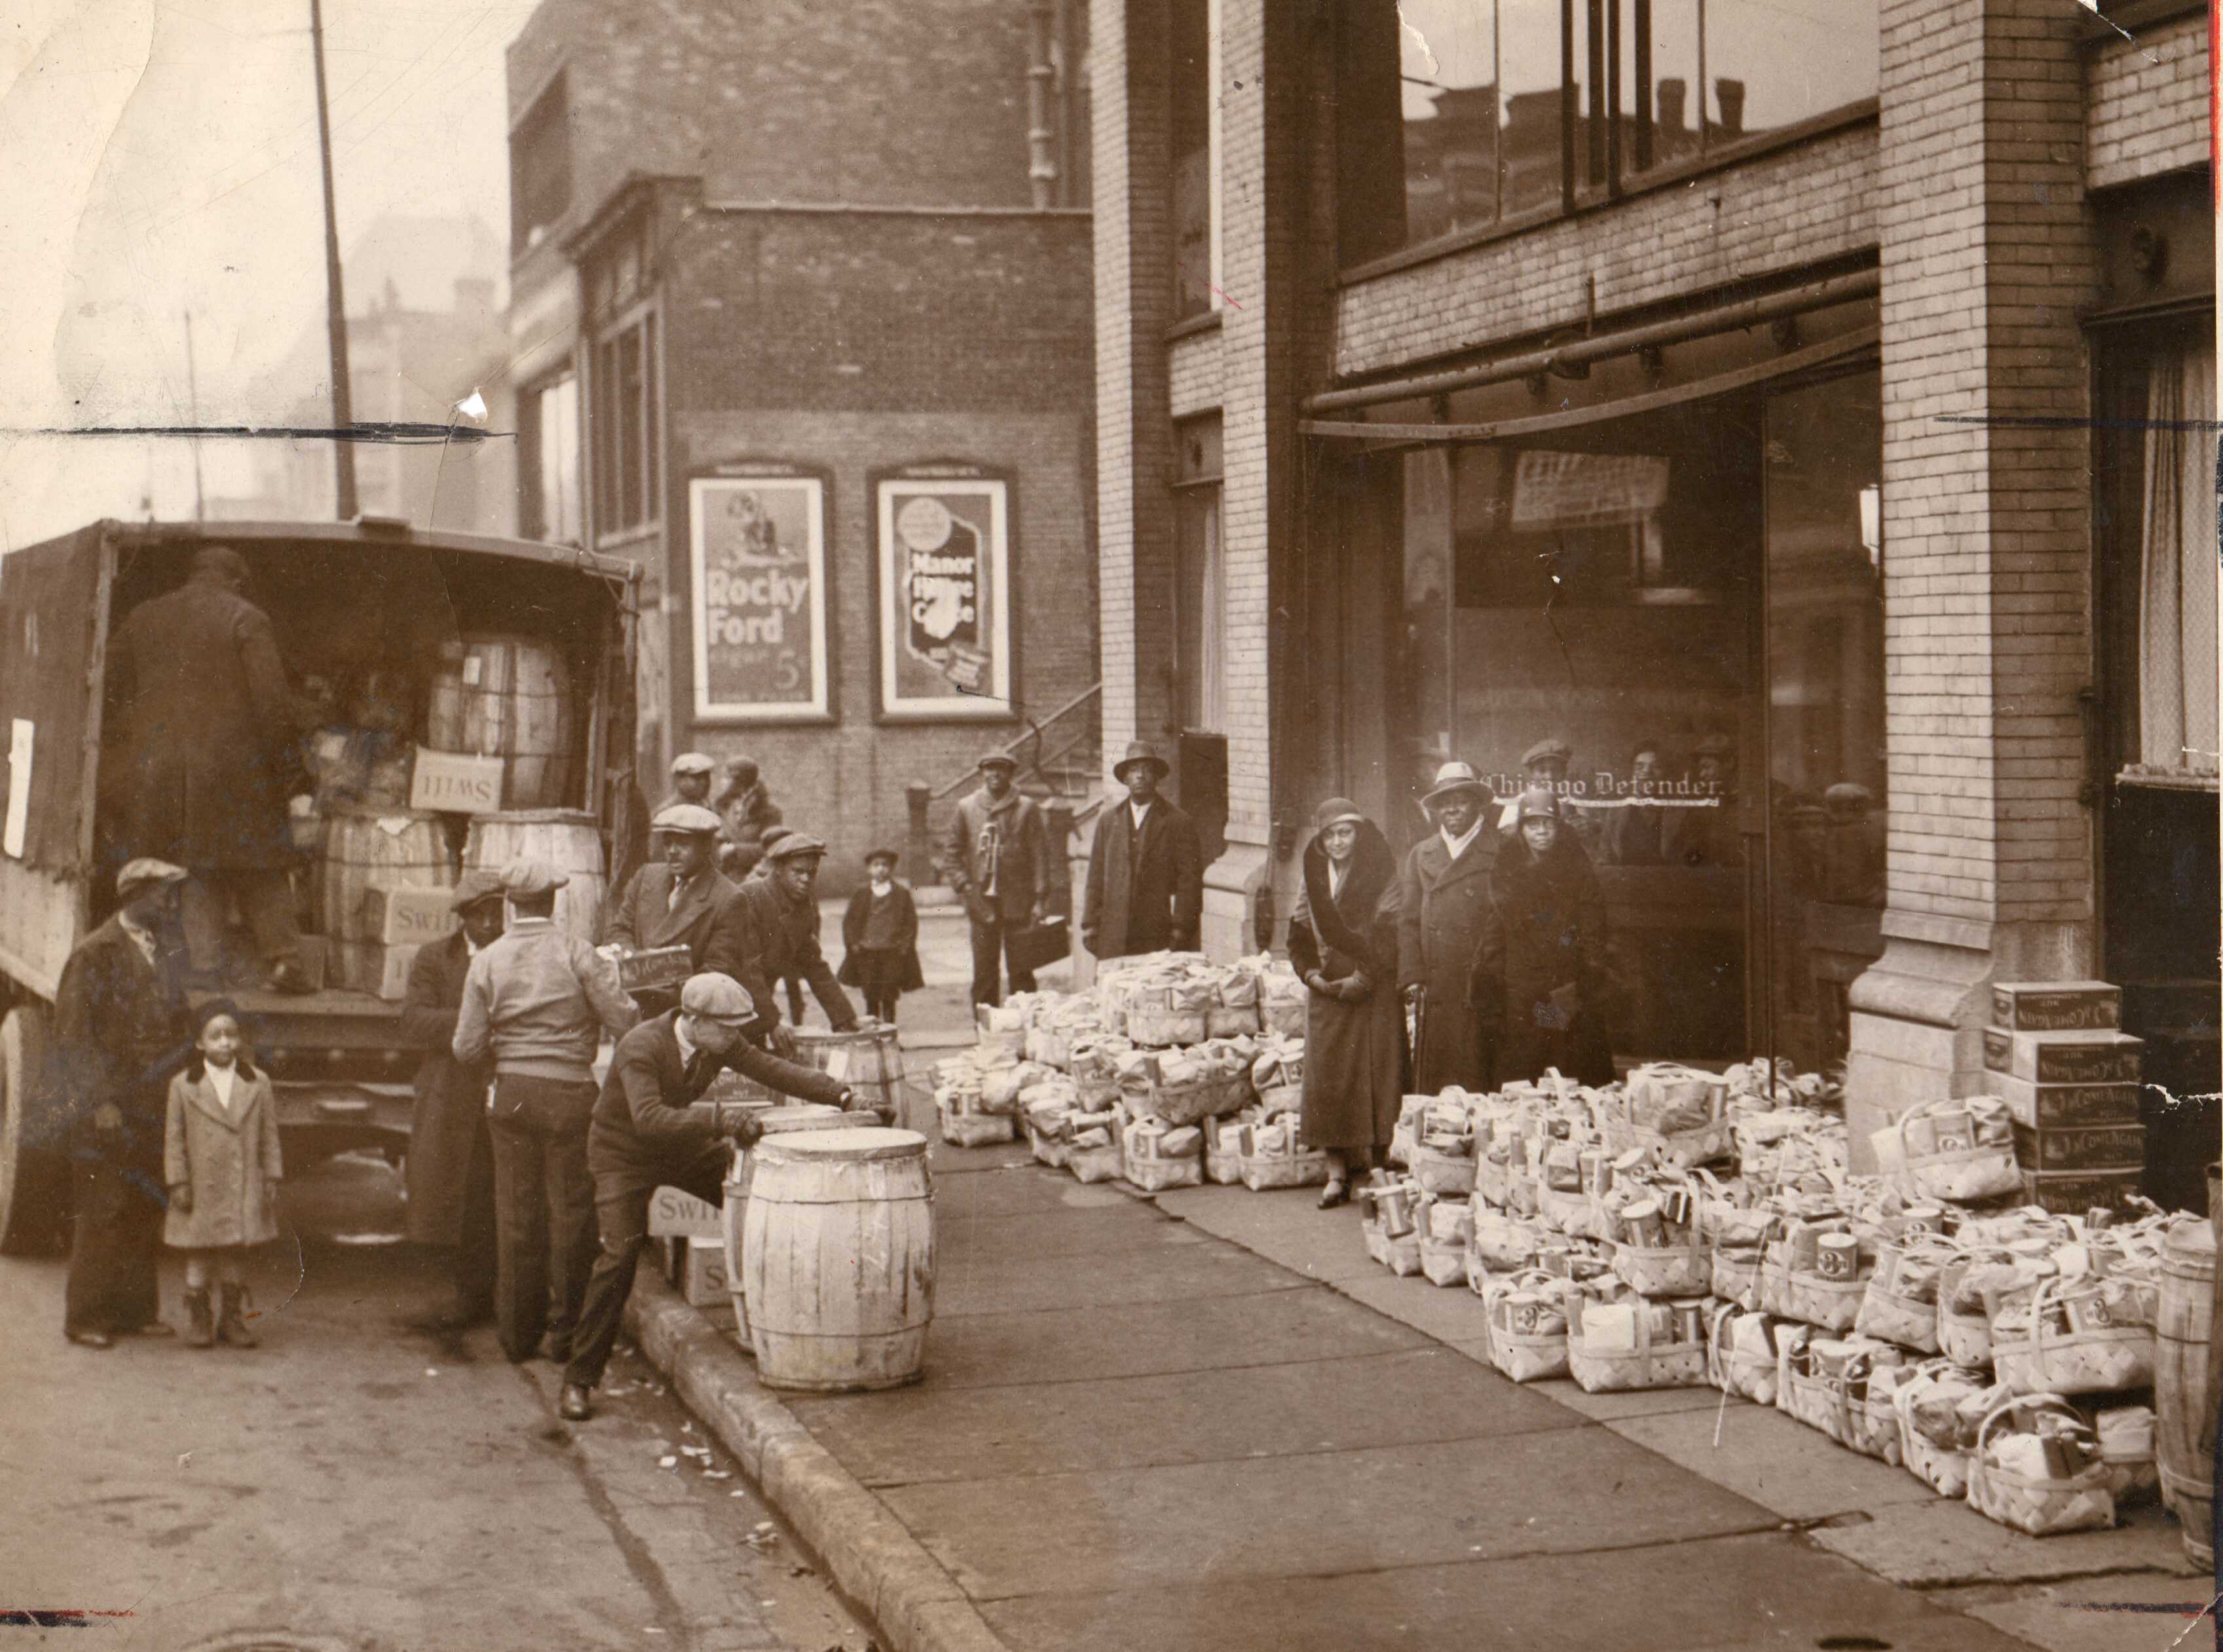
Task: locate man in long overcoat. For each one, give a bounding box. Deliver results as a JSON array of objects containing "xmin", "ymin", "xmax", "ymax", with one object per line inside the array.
[
  {"xmin": 106, "ymin": 545, "xmax": 318, "ymax": 994},
  {"xmin": 1081, "ymin": 743, "xmax": 1204, "ymax": 960},
  {"xmin": 400, "ymin": 871, "xmax": 506, "ymax": 1329},
  {"xmin": 1396, "ymin": 761, "xmax": 1496, "ymax": 1093},
  {"xmin": 56, "ymin": 859, "xmax": 196, "ymax": 1347},
  {"xmin": 600, "ymin": 804, "xmax": 755, "ymax": 1013},
  {"xmin": 939, "ymin": 752, "xmax": 1055, "ymax": 1006}
]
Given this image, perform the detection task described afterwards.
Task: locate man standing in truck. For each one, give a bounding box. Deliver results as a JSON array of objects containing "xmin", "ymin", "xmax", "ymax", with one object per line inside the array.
[{"xmin": 106, "ymin": 546, "xmax": 321, "ymax": 995}]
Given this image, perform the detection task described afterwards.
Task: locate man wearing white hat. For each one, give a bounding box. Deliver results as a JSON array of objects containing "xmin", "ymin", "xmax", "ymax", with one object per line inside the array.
[
  {"xmin": 454, "ymin": 861, "xmax": 637, "ymax": 1364},
  {"xmin": 1396, "ymin": 762, "xmax": 1496, "ymax": 1093}
]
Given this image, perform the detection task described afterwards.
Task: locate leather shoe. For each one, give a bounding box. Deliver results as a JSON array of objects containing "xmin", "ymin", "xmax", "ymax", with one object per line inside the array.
[
  {"xmin": 558, "ymin": 1383, "xmax": 593, "ymax": 1422},
  {"xmin": 66, "ymin": 1330, "xmax": 115, "ymax": 1349}
]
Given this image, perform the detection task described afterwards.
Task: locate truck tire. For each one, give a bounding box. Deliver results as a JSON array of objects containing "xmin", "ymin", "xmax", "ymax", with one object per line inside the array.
[{"xmin": 0, "ymin": 1004, "xmax": 65, "ymax": 1255}]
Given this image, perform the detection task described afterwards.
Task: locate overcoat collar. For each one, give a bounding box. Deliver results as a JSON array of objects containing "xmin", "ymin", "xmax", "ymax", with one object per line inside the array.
[
  {"xmin": 181, "ymin": 1068, "xmax": 260, "ymax": 1131},
  {"xmin": 646, "ymin": 865, "xmax": 718, "ymax": 945},
  {"xmin": 1413, "ymin": 831, "xmax": 1490, "ymax": 892}
]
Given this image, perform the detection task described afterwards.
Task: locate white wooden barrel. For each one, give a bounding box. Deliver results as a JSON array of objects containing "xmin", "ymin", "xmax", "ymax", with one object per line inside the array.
[
  {"xmin": 741, "ymin": 1127, "xmax": 933, "ymax": 1391},
  {"xmin": 791, "ymin": 1022, "xmax": 906, "ymax": 1126},
  {"xmin": 721, "ymin": 1104, "xmax": 884, "ymax": 1353},
  {"xmin": 2158, "ymin": 1216, "xmax": 2216, "ymax": 1568},
  {"xmin": 427, "ymin": 634, "xmax": 576, "ymax": 810},
  {"xmin": 317, "ymin": 806, "xmax": 455, "ymax": 991},
  {"xmin": 464, "ymin": 808, "xmax": 605, "ymax": 951}
]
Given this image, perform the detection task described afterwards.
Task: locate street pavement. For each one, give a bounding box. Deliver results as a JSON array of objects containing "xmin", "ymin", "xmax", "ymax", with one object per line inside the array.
[{"xmin": 0, "ymin": 1152, "xmax": 872, "ymax": 1651}]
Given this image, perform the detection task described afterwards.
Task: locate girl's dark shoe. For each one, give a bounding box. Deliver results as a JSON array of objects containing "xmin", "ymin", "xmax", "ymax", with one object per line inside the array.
[
  {"xmin": 559, "ymin": 1384, "xmax": 594, "ymax": 1421},
  {"xmin": 216, "ymin": 1284, "xmax": 258, "ymax": 1347},
  {"xmin": 184, "ymin": 1289, "xmax": 215, "ymax": 1349}
]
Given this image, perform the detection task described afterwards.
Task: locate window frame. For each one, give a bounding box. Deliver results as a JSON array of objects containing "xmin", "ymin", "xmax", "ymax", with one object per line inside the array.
[
  {"xmin": 588, "ymin": 293, "xmax": 662, "ymax": 548},
  {"xmin": 1170, "ymin": 415, "xmax": 1227, "ymax": 734}
]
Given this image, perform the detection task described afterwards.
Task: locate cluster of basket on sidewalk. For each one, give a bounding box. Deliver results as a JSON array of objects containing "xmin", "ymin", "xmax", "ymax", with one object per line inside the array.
[
  {"xmin": 929, "ymin": 950, "xmax": 1324, "ymax": 1192},
  {"xmin": 1353, "ymin": 1059, "xmax": 2214, "ymax": 1557}
]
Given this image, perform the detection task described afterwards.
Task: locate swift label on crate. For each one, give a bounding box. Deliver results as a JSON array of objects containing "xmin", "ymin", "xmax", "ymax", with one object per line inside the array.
[
  {"xmin": 1990, "ymin": 982, "xmax": 2120, "ymax": 1033},
  {"xmin": 647, "ymin": 1186, "xmax": 724, "ymax": 1238},
  {"xmin": 1983, "ymin": 1029, "xmax": 2142, "ymax": 1085}
]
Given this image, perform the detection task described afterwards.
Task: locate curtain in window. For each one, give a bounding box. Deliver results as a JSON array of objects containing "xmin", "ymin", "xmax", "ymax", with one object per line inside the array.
[{"xmin": 2138, "ymin": 337, "xmax": 2219, "ymax": 774}]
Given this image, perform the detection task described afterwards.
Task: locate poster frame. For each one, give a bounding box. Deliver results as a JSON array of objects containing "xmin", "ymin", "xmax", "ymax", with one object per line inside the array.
[
  {"xmin": 870, "ymin": 463, "xmax": 1018, "ymax": 724},
  {"xmin": 686, "ymin": 462, "xmax": 835, "ymax": 726}
]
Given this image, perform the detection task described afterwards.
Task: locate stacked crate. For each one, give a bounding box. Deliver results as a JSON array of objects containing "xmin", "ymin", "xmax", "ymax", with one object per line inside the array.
[{"xmin": 1987, "ymin": 982, "xmax": 2146, "ymax": 1212}]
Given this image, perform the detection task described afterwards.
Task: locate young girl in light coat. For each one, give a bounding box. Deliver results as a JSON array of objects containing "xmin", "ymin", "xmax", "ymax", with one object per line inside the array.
[{"xmin": 164, "ymin": 1001, "xmax": 282, "ymax": 1347}]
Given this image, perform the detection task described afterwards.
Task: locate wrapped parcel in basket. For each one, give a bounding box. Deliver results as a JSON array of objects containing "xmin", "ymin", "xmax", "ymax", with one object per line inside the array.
[
  {"xmin": 1240, "ymin": 1114, "xmax": 1329, "ymax": 1191},
  {"xmin": 1964, "ymin": 1394, "xmax": 2116, "ymax": 1536},
  {"xmin": 1990, "ymin": 1276, "xmax": 2156, "ymax": 1397},
  {"xmin": 1122, "ymin": 1117, "xmax": 1205, "ymax": 1193},
  {"xmin": 1484, "ymin": 1270, "xmax": 1571, "ymax": 1383},
  {"xmin": 1871, "ymin": 1095, "xmax": 2022, "ymax": 1205},
  {"xmin": 1564, "ymin": 1283, "xmax": 1708, "ymax": 1393}
]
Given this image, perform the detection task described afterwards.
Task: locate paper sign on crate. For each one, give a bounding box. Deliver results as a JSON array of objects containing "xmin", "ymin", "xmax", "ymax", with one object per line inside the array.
[
  {"xmin": 364, "ymin": 884, "xmax": 459, "ymax": 947},
  {"xmin": 647, "ymin": 1185, "xmax": 723, "ymax": 1238},
  {"xmin": 410, "ymin": 747, "xmax": 505, "ymax": 814}
]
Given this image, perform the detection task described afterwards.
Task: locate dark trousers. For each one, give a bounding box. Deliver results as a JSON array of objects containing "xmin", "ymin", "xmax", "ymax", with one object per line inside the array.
[
  {"xmin": 64, "ymin": 1154, "xmax": 165, "ymax": 1337},
  {"xmin": 566, "ymin": 1146, "xmax": 728, "ymax": 1392},
  {"xmin": 448, "ymin": 1115, "xmax": 499, "ymax": 1321},
  {"xmin": 967, "ymin": 913, "xmax": 1036, "ymax": 1007},
  {"xmin": 488, "ymin": 1074, "xmax": 599, "ymax": 1362},
  {"xmin": 179, "ymin": 869, "xmax": 301, "ymax": 976}
]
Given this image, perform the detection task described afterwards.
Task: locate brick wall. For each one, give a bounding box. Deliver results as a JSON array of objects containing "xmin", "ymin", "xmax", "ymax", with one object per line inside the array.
[
  {"xmin": 1167, "ymin": 324, "xmax": 1224, "ymax": 417},
  {"xmin": 1333, "ymin": 124, "xmax": 1879, "ymax": 377},
  {"xmin": 2087, "ymin": 12, "xmax": 2211, "ymax": 190}
]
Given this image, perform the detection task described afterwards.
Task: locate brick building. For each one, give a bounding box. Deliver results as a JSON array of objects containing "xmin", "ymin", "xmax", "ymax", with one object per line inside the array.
[
  {"xmin": 1090, "ymin": 0, "xmax": 2215, "ymax": 1195},
  {"xmin": 505, "ymin": 0, "xmax": 1097, "ymax": 886}
]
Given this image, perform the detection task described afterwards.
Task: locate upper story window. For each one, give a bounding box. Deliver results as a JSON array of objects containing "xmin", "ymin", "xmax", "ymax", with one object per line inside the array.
[
  {"xmin": 591, "ymin": 306, "xmax": 658, "ymax": 540},
  {"xmin": 510, "ymin": 72, "xmax": 572, "ymax": 254},
  {"xmin": 1336, "ymin": 0, "xmax": 1878, "ymax": 271},
  {"xmin": 1170, "ymin": 0, "xmax": 1222, "ymax": 320}
]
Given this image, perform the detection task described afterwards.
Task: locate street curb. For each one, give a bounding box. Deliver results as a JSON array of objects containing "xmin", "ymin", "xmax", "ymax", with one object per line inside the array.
[{"xmin": 622, "ymin": 1275, "xmax": 1011, "ymax": 1652}]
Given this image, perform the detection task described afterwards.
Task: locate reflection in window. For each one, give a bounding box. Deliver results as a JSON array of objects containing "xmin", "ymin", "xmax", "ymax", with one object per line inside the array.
[
  {"xmin": 1396, "ymin": 0, "xmax": 1501, "ymax": 245},
  {"xmin": 1705, "ymin": 0, "xmax": 1878, "ymax": 143},
  {"xmin": 1170, "ymin": 0, "xmax": 1220, "ymax": 320}
]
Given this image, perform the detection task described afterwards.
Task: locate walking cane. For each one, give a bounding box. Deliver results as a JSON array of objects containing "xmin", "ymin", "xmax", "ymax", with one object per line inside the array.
[{"xmin": 1405, "ymin": 986, "xmax": 1427, "ymax": 1092}]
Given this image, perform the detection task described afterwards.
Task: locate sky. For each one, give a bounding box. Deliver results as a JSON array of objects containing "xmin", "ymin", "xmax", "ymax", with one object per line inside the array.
[{"xmin": 0, "ymin": 0, "xmax": 536, "ymax": 548}]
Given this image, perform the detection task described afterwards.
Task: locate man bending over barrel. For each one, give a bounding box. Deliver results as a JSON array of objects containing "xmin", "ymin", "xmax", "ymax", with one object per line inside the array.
[{"xmin": 559, "ymin": 972, "xmax": 850, "ymax": 1422}]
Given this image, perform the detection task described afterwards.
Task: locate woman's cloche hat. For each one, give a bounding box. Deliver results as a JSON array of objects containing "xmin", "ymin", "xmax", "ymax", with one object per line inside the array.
[{"xmin": 1313, "ymin": 797, "xmax": 1366, "ymax": 833}]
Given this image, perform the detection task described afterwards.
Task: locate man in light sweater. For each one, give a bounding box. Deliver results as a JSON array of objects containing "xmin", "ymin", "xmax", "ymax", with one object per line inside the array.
[{"xmin": 454, "ymin": 861, "xmax": 638, "ymax": 1364}]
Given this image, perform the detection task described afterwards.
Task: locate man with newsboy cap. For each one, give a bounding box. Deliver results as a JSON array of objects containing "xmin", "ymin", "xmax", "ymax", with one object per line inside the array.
[
  {"xmin": 601, "ymin": 802, "xmax": 756, "ymax": 1013},
  {"xmin": 939, "ymin": 751, "xmax": 1056, "ymax": 1007},
  {"xmin": 559, "ymin": 971, "xmax": 850, "ymax": 1421},
  {"xmin": 1396, "ymin": 761, "xmax": 1496, "ymax": 1093},
  {"xmin": 1081, "ymin": 742, "xmax": 1203, "ymax": 960},
  {"xmin": 398, "ymin": 869, "xmax": 507, "ymax": 1330},
  {"xmin": 734, "ymin": 833, "xmax": 859, "ymax": 1042},
  {"xmin": 56, "ymin": 859, "xmax": 196, "ymax": 1347},
  {"xmin": 658, "ymin": 752, "xmax": 719, "ymax": 814},
  {"xmin": 454, "ymin": 861, "xmax": 637, "ymax": 1364}
]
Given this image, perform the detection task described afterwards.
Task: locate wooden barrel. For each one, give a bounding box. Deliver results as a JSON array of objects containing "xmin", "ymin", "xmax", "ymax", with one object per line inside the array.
[
  {"xmin": 741, "ymin": 1127, "xmax": 933, "ymax": 1391},
  {"xmin": 720, "ymin": 1102, "xmax": 857, "ymax": 1353},
  {"xmin": 2158, "ymin": 1215, "xmax": 2216, "ymax": 1568},
  {"xmin": 426, "ymin": 635, "xmax": 576, "ymax": 810},
  {"xmin": 317, "ymin": 806, "xmax": 455, "ymax": 991},
  {"xmin": 791, "ymin": 1022, "xmax": 906, "ymax": 1127},
  {"xmin": 464, "ymin": 809, "xmax": 605, "ymax": 951}
]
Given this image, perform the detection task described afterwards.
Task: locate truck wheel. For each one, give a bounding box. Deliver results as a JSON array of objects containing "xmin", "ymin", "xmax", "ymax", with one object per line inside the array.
[{"xmin": 0, "ymin": 1004, "xmax": 65, "ymax": 1256}]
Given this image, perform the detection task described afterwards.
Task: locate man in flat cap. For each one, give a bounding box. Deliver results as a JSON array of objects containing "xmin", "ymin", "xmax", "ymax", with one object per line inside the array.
[
  {"xmin": 559, "ymin": 972, "xmax": 850, "ymax": 1421},
  {"xmin": 105, "ymin": 544, "xmax": 322, "ymax": 995},
  {"xmin": 56, "ymin": 859, "xmax": 195, "ymax": 1346},
  {"xmin": 659, "ymin": 752, "xmax": 719, "ymax": 814},
  {"xmin": 1396, "ymin": 761, "xmax": 1495, "ymax": 1093},
  {"xmin": 454, "ymin": 861, "xmax": 637, "ymax": 1364},
  {"xmin": 940, "ymin": 752, "xmax": 1056, "ymax": 1007},
  {"xmin": 713, "ymin": 757, "xmax": 782, "ymax": 881},
  {"xmin": 735, "ymin": 833, "xmax": 859, "ymax": 1042},
  {"xmin": 398, "ymin": 870, "xmax": 508, "ymax": 1330},
  {"xmin": 601, "ymin": 803, "xmax": 755, "ymax": 1014},
  {"xmin": 1082, "ymin": 742, "xmax": 1203, "ymax": 960}
]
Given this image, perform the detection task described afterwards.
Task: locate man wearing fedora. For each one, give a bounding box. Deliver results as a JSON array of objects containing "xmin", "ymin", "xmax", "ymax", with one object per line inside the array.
[
  {"xmin": 1081, "ymin": 742, "xmax": 1204, "ymax": 960},
  {"xmin": 1397, "ymin": 762, "xmax": 1497, "ymax": 1093},
  {"xmin": 399, "ymin": 870, "xmax": 508, "ymax": 1331},
  {"xmin": 940, "ymin": 752, "xmax": 1056, "ymax": 1006}
]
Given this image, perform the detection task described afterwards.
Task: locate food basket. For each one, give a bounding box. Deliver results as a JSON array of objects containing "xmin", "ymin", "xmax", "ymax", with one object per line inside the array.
[
  {"xmin": 1566, "ymin": 1297, "xmax": 1708, "ymax": 1393},
  {"xmin": 1990, "ymin": 1277, "xmax": 2156, "ymax": 1398},
  {"xmin": 1964, "ymin": 1394, "xmax": 2116, "ymax": 1536},
  {"xmin": 1484, "ymin": 1271, "xmax": 1570, "ymax": 1383}
]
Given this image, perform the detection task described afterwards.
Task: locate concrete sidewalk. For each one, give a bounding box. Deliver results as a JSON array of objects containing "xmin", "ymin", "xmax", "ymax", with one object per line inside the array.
[{"xmin": 626, "ymin": 1116, "xmax": 2209, "ymax": 1652}]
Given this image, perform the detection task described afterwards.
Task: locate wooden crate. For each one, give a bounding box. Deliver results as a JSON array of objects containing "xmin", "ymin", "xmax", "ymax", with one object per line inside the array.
[
  {"xmin": 1990, "ymin": 982, "xmax": 2121, "ymax": 1034},
  {"xmin": 1983, "ymin": 1028, "xmax": 2144, "ymax": 1086},
  {"xmin": 2013, "ymin": 1121, "xmax": 2145, "ymax": 1173}
]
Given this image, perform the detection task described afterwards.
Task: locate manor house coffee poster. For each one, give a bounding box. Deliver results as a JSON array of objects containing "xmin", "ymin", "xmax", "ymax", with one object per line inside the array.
[{"xmin": 876, "ymin": 475, "xmax": 1011, "ymax": 719}]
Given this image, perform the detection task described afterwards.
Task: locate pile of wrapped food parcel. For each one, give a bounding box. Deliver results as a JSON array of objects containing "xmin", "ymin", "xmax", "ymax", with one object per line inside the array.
[
  {"xmin": 929, "ymin": 950, "xmax": 1323, "ymax": 1193},
  {"xmin": 1358, "ymin": 1057, "xmax": 2216, "ymax": 1551}
]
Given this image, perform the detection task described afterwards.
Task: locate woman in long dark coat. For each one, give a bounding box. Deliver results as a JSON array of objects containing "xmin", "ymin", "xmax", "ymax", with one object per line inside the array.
[
  {"xmin": 1287, "ymin": 798, "xmax": 1403, "ymax": 1208},
  {"xmin": 1471, "ymin": 788, "xmax": 1616, "ymax": 1089}
]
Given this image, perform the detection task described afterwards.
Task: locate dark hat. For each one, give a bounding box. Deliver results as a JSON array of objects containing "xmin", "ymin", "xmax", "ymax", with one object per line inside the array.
[
  {"xmin": 765, "ymin": 831, "xmax": 827, "ymax": 863},
  {"xmin": 651, "ymin": 802, "xmax": 724, "ymax": 835},
  {"xmin": 977, "ymin": 752, "xmax": 1018, "ymax": 772},
  {"xmin": 1113, "ymin": 742, "xmax": 1170, "ymax": 783},
  {"xmin": 680, "ymin": 972, "xmax": 756, "ymax": 1024},
  {"xmin": 1515, "ymin": 786, "xmax": 1561, "ymax": 823},
  {"xmin": 1421, "ymin": 760, "xmax": 1486, "ymax": 806},
  {"xmin": 1520, "ymin": 738, "xmax": 1573, "ymax": 770},
  {"xmin": 864, "ymin": 846, "xmax": 902, "ymax": 867},
  {"xmin": 189, "ymin": 544, "xmax": 250, "ymax": 582},
  {"xmin": 448, "ymin": 869, "xmax": 507, "ymax": 912},
  {"xmin": 757, "ymin": 824, "xmax": 794, "ymax": 852},
  {"xmin": 1313, "ymin": 797, "xmax": 1366, "ymax": 833},
  {"xmin": 1694, "ymin": 733, "xmax": 1735, "ymax": 759}
]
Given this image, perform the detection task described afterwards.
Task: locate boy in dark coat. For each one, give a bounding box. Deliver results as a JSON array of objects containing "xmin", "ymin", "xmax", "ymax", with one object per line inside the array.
[
  {"xmin": 399, "ymin": 871, "xmax": 506, "ymax": 1329},
  {"xmin": 1081, "ymin": 742, "xmax": 1204, "ymax": 960},
  {"xmin": 838, "ymin": 850, "xmax": 924, "ymax": 1022}
]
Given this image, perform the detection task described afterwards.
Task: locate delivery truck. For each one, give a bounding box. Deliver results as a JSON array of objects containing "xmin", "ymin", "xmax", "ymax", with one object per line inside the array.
[{"xmin": 0, "ymin": 517, "xmax": 642, "ymax": 1252}]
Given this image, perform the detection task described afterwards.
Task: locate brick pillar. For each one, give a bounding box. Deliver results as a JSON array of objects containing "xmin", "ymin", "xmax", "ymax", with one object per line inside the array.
[{"xmin": 1846, "ymin": 0, "xmax": 2101, "ymax": 1157}]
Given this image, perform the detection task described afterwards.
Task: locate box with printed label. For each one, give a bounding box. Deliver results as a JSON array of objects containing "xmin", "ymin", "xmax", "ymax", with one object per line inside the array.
[
  {"xmin": 364, "ymin": 884, "xmax": 460, "ymax": 947},
  {"xmin": 1983, "ymin": 1028, "xmax": 2143, "ymax": 1086},
  {"xmin": 410, "ymin": 747, "xmax": 506, "ymax": 814},
  {"xmin": 1989, "ymin": 1072, "xmax": 2144, "ymax": 1129},
  {"xmin": 2019, "ymin": 1168, "xmax": 2142, "ymax": 1214},
  {"xmin": 377, "ymin": 943, "xmax": 420, "ymax": 1002},
  {"xmin": 679, "ymin": 1239, "xmax": 730, "ymax": 1306},
  {"xmin": 1989, "ymin": 982, "xmax": 2120, "ymax": 1033},
  {"xmin": 646, "ymin": 1185, "xmax": 723, "ymax": 1239},
  {"xmin": 2012, "ymin": 1122, "xmax": 2146, "ymax": 1173}
]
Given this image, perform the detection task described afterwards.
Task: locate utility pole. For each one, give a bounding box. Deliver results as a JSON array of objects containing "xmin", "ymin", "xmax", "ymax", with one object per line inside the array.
[
  {"xmin": 183, "ymin": 310, "xmax": 206, "ymax": 521},
  {"xmin": 310, "ymin": 0, "xmax": 358, "ymax": 518}
]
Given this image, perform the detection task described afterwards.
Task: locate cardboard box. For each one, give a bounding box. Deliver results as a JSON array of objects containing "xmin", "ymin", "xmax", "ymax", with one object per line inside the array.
[
  {"xmin": 1989, "ymin": 981, "xmax": 2120, "ymax": 1034},
  {"xmin": 1989, "ymin": 1072, "xmax": 2144, "ymax": 1129},
  {"xmin": 646, "ymin": 1184, "xmax": 722, "ymax": 1239},
  {"xmin": 2013, "ymin": 1121, "xmax": 2146, "ymax": 1173},
  {"xmin": 679, "ymin": 1238, "xmax": 731, "ymax": 1307},
  {"xmin": 616, "ymin": 945, "xmax": 692, "ymax": 992},
  {"xmin": 376, "ymin": 943, "xmax": 420, "ymax": 1002},
  {"xmin": 2019, "ymin": 1168, "xmax": 2142, "ymax": 1215},
  {"xmin": 409, "ymin": 746, "xmax": 505, "ymax": 814},
  {"xmin": 364, "ymin": 884, "xmax": 460, "ymax": 947},
  {"xmin": 1983, "ymin": 1028, "xmax": 2144, "ymax": 1086}
]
